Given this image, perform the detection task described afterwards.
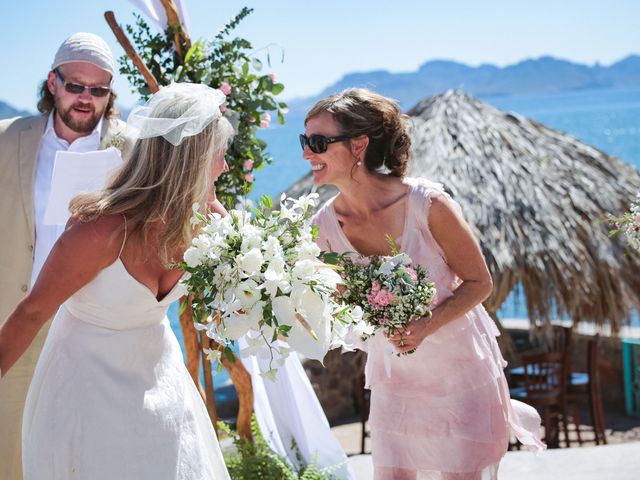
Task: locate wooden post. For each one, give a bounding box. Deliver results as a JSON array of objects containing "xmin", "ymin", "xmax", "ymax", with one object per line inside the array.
[
  {"xmin": 104, "ymin": 11, "xmax": 160, "ymax": 94},
  {"xmin": 159, "ymin": 0, "xmax": 191, "ymax": 63},
  {"xmin": 220, "ymin": 347, "xmax": 254, "ymax": 441},
  {"xmin": 200, "ymin": 335, "xmax": 218, "ymax": 430},
  {"xmin": 179, "ymin": 297, "xmax": 206, "ymax": 401}
]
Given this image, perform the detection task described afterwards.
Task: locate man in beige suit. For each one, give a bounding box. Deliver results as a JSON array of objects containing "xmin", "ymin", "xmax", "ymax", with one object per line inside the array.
[{"xmin": 0, "ymin": 32, "xmax": 130, "ymax": 479}]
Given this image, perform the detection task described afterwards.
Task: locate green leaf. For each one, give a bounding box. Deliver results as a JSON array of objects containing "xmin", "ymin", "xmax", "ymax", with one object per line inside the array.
[
  {"xmin": 224, "ymin": 345, "xmax": 236, "ymax": 363},
  {"xmin": 178, "ymin": 298, "xmax": 188, "ymax": 315},
  {"xmin": 184, "ymin": 39, "xmax": 202, "ymax": 65},
  {"xmin": 277, "ymin": 110, "xmax": 285, "ymax": 125},
  {"xmin": 278, "ymin": 324, "xmax": 292, "ymax": 335},
  {"xmin": 260, "ymin": 194, "xmax": 273, "ymax": 209},
  {"xmin": 271, "ymin": 83, "xmax": 285, "ymax": 95}
]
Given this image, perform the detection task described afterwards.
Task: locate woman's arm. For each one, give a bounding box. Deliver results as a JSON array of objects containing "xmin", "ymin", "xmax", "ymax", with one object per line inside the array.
[
  {"xmin": 0, "ymin": 215, "xmax": 123, "ymax": 376},
  {"xmin": 389, "ymin": 195, "xmax": 493, "ymax": 353}
]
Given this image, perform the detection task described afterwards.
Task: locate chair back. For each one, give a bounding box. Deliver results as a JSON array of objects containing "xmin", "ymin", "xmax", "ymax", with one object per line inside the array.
[{"xmin": 522, "ymin": 351, "xmax": 565, "ymax": 396}]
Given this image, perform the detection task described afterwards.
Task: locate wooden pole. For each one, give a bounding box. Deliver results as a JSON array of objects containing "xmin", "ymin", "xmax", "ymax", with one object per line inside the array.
[
  {"xmin": 104, "ymin": 11, "xmax": 160, "ymax": 93},
  {"xmin": 159, "ymin": 0, "xmax": 191, "ymax": 63},
  {"xmin": 200, "ymin": 335, "xmax": 219, "ymax": 430},
  {"xmin": 220, "ymin": 347, "xmax": 254, "ymax": 441},
  {"xmin": 179, "ymin": 297, "xmax": 206, "ymax": 401}
]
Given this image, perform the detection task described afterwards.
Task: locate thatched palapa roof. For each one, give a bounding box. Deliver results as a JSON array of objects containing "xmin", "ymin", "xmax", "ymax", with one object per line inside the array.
[{"xmin": 284, "ymin": 90, "xmax": 640, "ymax": 331}]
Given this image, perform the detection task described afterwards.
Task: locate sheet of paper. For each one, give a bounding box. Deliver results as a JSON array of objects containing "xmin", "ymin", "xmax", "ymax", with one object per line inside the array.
[{"xmin": 43, "ymin": 147, "xmax": 123, "ymax": 225}]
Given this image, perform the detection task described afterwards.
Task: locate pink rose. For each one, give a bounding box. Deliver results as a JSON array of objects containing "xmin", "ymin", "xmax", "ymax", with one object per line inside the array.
[
  {"xmin": 269, "ymin": 72, "xmax": 276, "ymax": 82},
  {"xmin": 370, "ymin": 280, "xmax": 381, "ymax": 293},
  {"xmin": 406, "ymin": 267, "xmax": 417, "ymax": 281},
  {"xmin": 354, "ymin": 256, "xmax": 371, "ymax": 267},
  {"xmin": 243, "ymin": 159, "xmax": 254, "ymax": 171},
  {"xmin": 260, "ymin": 112, "xmax": 271, "ymax": 128},
  {"xmin": 220, "ymin": 82, "xmax": 232, "ymax": 96},
  {"xmin": 374, "ymin": 288, "xmax": 394, "ymax": 307},
  {"xmin": 245, "ymin": 173, "xmax": 254, "ymax": 183}
]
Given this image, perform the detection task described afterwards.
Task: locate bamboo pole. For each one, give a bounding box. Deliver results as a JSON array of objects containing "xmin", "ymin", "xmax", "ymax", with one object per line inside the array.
[{"xmin": 104, "ymin": 11, "xmax": 160, "ymax": 94}]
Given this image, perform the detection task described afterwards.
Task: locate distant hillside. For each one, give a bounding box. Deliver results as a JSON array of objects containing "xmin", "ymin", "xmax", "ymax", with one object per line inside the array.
[
  {"xmin": 0, "ymin": 101, "xmax": 130, "ymax": 121},
  {"xmin": 289, "ymin": 55, "xmax": 640, "ymax": 111},
  {"xmin": 0, "ymin": 100, "xmax": 31, "ymax": 120}
]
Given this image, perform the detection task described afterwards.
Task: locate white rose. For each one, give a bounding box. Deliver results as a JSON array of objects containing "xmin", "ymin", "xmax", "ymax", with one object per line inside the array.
[
  {"xmin": 237, "ymin": 248, "xmax": 264, "ymax": 276},
  {"xmin": 291, "ymin": 259, "xmax": 316, "ymax": 281},
  {"xmin": 263, "ymin": 236, "xmax": 284, "ymax": 261},
  {"xmin": 184, "ymin": 246, "xmax": 205, "ymax": 267},
  {"xmin": 295, "ymin": 241, "xmax": 321, "ymax": 261}
]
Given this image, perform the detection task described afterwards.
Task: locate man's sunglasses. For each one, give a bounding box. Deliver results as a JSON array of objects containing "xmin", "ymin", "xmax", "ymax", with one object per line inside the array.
[
  {"xmin": 54, "ymin": 69, "xmax": 111, "ymax": 98},
  {"xmin": 299, "ymin": 133, "xmax": 353, "ymax": 154}
]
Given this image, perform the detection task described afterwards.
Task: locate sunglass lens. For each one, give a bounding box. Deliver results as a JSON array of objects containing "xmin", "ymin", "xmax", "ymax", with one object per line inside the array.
[
  {"xmin": 65, "ymin": 83, "xmax": 86, "ymax": 95},
  {"xmin": 309, "ymin": 135, "xmax": 327, "ymax": 153},
  {"xmin": 299, "ymin": 134, "xmax": 307, "ymax": 151},
  {"xmin": 91, "ymin": 87, "xmax": 111, "ymax": 98}
]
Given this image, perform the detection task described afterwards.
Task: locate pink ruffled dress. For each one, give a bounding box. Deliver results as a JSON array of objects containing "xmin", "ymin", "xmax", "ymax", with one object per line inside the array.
[{"xmin": 314, "ymin": 177, "xmax": 544, "ymax": 479}]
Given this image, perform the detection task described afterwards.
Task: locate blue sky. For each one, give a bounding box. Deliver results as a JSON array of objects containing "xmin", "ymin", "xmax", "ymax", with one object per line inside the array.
[{"xmin": 2, "ymin": 0, "xmax": 639, "ymax": 111}]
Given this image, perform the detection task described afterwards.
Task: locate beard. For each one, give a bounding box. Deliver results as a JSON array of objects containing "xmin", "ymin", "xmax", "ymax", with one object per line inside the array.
[{"xmin": 55, "ymin": 97, "xmax": 106, "ymax": 134}]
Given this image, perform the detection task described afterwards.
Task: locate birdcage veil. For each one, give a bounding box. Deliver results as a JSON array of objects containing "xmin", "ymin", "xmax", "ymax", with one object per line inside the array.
[{"xmin": 127, "ymin": 83, "xmax": 226, "ymax": 146}]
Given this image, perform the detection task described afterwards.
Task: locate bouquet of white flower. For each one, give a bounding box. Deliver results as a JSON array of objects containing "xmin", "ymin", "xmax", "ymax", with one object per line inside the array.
[
  {"xmin": 181, "ymin": 193, "xmax": 359, "ymax": 379},
  {"xmin": 606, "ymin": 193, "xmax": 640, "ymax": 253},
  {"xmin": 336, "ymin": 250, "xmax": 436, "ymax": 355}
]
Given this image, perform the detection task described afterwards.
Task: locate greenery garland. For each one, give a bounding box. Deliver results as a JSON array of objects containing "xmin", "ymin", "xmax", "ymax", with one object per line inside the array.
[{"xmin": 119, "ymin": 7, "xmax": 288, "ymax": 207}]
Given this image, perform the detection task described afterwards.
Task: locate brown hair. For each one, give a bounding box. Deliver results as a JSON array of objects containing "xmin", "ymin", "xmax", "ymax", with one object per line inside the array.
[
  {"xmin": 36, "ymin": 79, "xmax": 119, "ymax": 118},
  {"xmin": 305, "ymin": 88, "xmax": 412, "ymax": 177}
]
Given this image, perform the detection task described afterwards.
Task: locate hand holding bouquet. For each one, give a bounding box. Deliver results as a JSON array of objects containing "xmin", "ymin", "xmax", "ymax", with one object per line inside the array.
[
  {"xmin": 335, "ymin": 250, "xmax": 436, "ymax": 355},
  {"xmin": 181, "ymin": 194, "xmax": 356, "ymax": 379}
]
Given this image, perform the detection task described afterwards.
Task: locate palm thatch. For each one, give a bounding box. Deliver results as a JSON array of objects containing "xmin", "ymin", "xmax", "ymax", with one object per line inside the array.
[{"xmin": 284, "ymin": 90, "xmax": 640, "ymax": 332}]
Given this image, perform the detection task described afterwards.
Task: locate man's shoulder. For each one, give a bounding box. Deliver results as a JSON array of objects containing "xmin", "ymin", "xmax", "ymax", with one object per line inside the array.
[{"xmin": 0, "ymin": 114, "xmax": 46, "ymax": 137}]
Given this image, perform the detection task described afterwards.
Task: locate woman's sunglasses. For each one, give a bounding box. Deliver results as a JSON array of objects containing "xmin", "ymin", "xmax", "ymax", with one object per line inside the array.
[
  {"xmin": 54, "ymin": 69, "xmax": 112, "ymax": 98},
  {"xmin": 299, "ymin": 133, "xmax": 353, "ymax": 154}
]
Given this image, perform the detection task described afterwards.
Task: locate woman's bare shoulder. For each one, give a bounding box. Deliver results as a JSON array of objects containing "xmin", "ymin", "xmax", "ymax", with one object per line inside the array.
[{"xmin": 62, "ymin": 214, "xmax": 126, "ymax": 256}]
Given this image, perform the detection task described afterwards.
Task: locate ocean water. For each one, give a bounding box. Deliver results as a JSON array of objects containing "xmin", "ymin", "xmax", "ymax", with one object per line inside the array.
[{"xmin": 168, "ymin": 87, "xmax": 640, "ymax": 388}]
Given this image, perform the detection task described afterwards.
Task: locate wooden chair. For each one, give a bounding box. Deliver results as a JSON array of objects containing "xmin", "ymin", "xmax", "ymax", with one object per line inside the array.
[
  {"xmin": 567, "ymin": 335, "xmax": 607, "ymax": 445},
  {"xmin": 509, "ymin": 325, "xmax": 573, "ymax": 385},
  {"xmin": 510, "ymin": 351, "xmax": 570, "ymax": 448}
]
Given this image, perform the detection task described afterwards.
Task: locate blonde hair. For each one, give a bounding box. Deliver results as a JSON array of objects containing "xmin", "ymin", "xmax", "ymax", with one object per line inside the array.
[
  {"xmin": 70, "ymin": 95, "xmax": 234, "ymax": 261},
  {"xmin": 305, "ymin": 88, "xmax": 411, "ymax": 177}
]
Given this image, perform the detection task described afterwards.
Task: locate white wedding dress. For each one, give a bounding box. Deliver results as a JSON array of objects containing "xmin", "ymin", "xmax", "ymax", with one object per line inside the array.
[{"xmin": 22, "ymin": 257, "xmax": 230, "ymax": 480}]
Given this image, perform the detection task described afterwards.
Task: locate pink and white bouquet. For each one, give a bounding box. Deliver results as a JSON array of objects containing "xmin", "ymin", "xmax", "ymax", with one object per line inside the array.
[
  {"xmin": 607, "ymin": 193, "xmax": 640, "ymax": 253},
  {"xmin": 335, "ymin": 252, "xmax": 436, "ymax": 352}
]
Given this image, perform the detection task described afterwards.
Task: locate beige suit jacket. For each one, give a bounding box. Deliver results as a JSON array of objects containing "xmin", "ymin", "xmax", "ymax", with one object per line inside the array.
[{"xmin": 0, "ymin": 114, "xmax": 130, "ymax": 480}]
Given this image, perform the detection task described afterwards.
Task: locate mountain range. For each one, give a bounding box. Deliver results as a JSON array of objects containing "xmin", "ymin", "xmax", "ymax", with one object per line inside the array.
[
  {"xmin": 1, "ymin": 55, "xmax": 639, "ymax": 119},
  {"xmin": 288, "ymin": 54, "xmax": 640, "ymax": 111}
]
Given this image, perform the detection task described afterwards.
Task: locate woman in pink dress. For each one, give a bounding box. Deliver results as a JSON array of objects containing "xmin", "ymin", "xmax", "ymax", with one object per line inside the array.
[{"xmin": 304, "ymin": 88, "xmax": 544, "ymax": 480}]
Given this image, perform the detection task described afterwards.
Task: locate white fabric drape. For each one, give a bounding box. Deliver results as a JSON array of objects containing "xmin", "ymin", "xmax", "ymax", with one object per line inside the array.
[
  {"xmin": 127, "ymin": 0, "xmax": 191, "ymax": 36},
  {"xmin": 238, "ymin": 339, "xmax": 356, "ymax": 479}
]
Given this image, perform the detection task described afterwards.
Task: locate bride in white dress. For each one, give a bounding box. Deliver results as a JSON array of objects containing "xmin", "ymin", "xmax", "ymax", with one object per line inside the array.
[{"xmin": 0, "ymin": 83, "xmax": 232, "ymax": 480}]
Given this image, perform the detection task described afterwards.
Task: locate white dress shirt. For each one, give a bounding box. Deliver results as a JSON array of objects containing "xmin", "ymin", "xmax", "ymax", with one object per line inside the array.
[{"xmin": 30, "ymin": 113, "xmax": 103, "ymax": 287}]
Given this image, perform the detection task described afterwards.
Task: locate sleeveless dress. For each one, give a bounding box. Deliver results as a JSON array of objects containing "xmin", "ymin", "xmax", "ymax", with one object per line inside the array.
[
  {"xmin": 21, "ymin": 246, "xmax": 230, "ymax": 479},
  {"xmin": 314, "ymin": 178, "xmax": 544, "ymax": 479}
]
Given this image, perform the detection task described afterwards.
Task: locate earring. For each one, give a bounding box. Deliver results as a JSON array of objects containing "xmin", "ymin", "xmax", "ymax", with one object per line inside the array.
[{"xmin": 356, "ymin": 159, "xmax": 362, "ymax": 166}]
